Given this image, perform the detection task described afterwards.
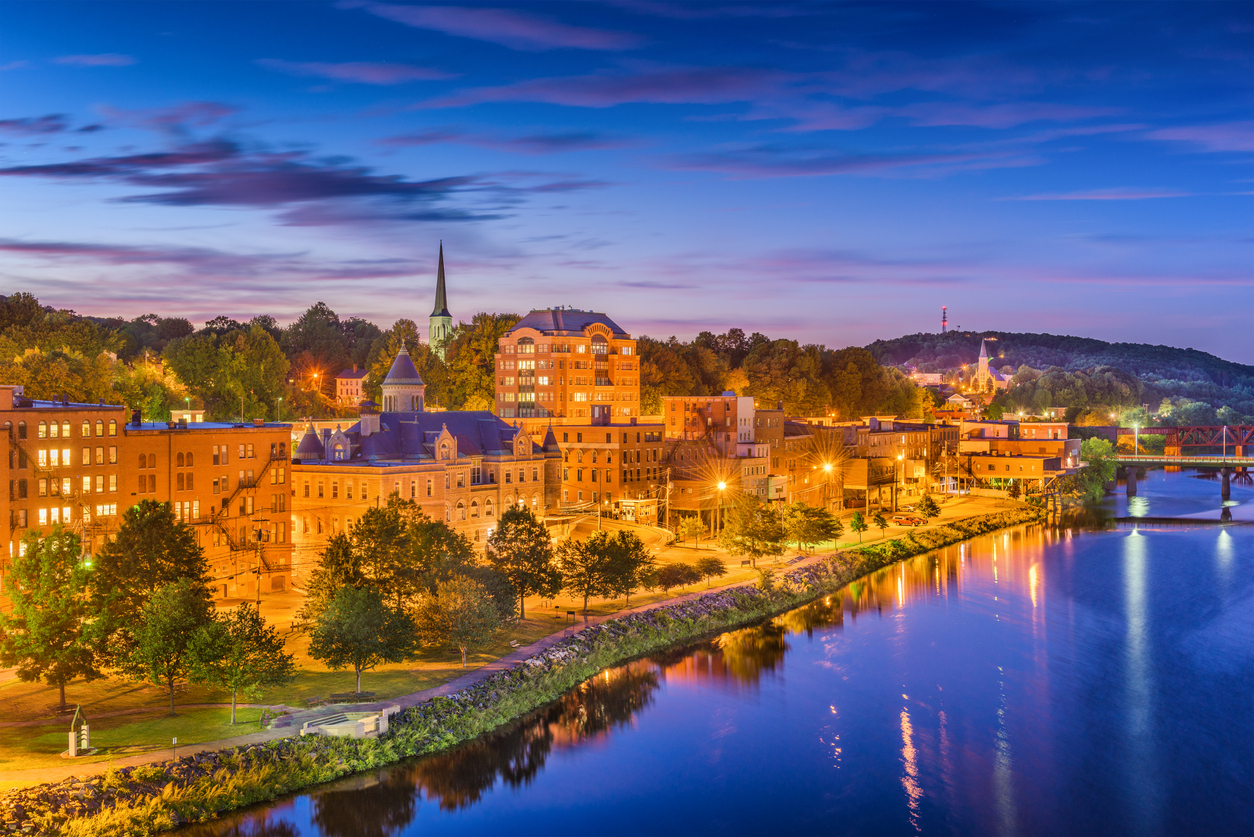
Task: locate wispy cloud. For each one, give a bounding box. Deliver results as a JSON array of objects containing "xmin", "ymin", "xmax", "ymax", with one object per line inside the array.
[
  {"xmin": 0, "ymin": 114, "xmax": 70, "ymax": 136},
  {"xmin": 1008, "ymin": 187, "xmax": 1194, "ymax": 201},
  {"xmin": 54, "ymin": 53, "xmax": 137, "ymax": 67},
  {"xmin": 96, "ymin": 101, "xmax": 240, "ymax": 137},
  {"xmin": 379, "ymin": 127, "xmax": 633, "ymax": 153},
  {"xmin": 348, "ymin": 2, "xmax": 643, "ymax": 51},
  {"xmin": 663, "ymin": 144, "xmax": 1038, "ymax": 179},
  {"xmin": 423, "ymin": 64, "xmax": 794, "ymax": 109},
  {"xmin": 899, "ymin": 101, "xmax": 1120, "ymax": 129},
  {"xmin": 1147, "ymin": 121, "xmax": 1254, "ymax": 153},
  {"xmin": 0, "ymin": 61, "xmax": 30, "ymax": 71},
  {"xmin": 256, "ymin": 58, "xmax": 454, "ymax": 85}
]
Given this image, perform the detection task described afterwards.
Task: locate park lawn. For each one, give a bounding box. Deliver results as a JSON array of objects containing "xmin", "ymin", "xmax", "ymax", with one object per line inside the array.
[{"xmin": 0, "ymin": 707, "xmax": 263, "ymax": 774}]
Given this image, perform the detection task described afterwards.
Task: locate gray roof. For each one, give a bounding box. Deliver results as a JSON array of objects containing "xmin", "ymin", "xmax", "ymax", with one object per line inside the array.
[
  {"xmin": 431, "ymin": 242, "xmax": 450, "ymax": 318},
  {"xmin": 296, "ymin": 427, "xmax": 325, "ymax": 457},
  {"xmin": 337, "ymin": 368, "xmax": 369, "ymax": 380},
  {"xmin": 383, "ymin": 348, "xmax": 424, "ymax": 386},
  {"xmin": 332, "ymin": 411, "xmax": 536, "ymax": 463},
  {"xmin": 509, "ymin": 308, "xmax": 629, "ymax": 338}
]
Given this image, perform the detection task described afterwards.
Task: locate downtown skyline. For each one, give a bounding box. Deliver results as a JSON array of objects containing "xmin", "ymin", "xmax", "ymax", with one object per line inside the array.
[{"xmin": 1, "ymin": 1, "xmax": 1252, "ymax": 362}]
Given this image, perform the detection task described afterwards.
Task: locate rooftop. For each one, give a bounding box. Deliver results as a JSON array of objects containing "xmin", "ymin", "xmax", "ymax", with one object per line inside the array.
[
  {"xmin": 509, "ymin": 308, "xmax": 629, "ymax": 338},
  {"xmin": 337, "ymin": 368, "xmax": 369, "ymax": 380}
]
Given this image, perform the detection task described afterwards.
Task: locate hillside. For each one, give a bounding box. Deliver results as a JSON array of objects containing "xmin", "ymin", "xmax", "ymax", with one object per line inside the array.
[{"xmin": 867, "ymin": 331, "xmax": 1254, "ymax": 421}]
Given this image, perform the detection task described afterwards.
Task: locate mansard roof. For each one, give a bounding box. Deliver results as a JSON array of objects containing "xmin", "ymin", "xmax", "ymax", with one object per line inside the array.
[
  {"xmin": 328, "ymin": 410, "xmax": 536, "ymax": 463},
  {"xmin": 509, "ymin": 308, "xmax": 629, "ymax": 338}
]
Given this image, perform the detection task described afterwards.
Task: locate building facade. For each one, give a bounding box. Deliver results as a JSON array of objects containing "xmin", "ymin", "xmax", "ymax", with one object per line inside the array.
[
  {"xmin": 494, "ymin": 309, "xmax": 639, "ymax": 421},
  {"xmin": 336, "ymin": 366, "xmax": 369, "ymax": 405},
  {"xmin": 550, "ymin": 422, "xmax": 666, "ymax": 512}
]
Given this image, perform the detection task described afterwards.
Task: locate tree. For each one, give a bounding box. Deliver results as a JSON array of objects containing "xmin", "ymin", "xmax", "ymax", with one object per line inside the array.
[
  {"xmin": 129, "ymin": 579, "xmax": 215, "ymax": 715},
  {"xmin": 872, "ymin": 512, "xmax": 889, "ymax": 539},
  {"xmin": 1077, "ymin": 437, "xmax": 1118, "ymax": 503},
  {"xmin": 91, "ymin": 500, "xmax": 211, "ymax": 665},
  {"xmin": 1007, "ymin": 480, "xmax": 1022, "ymax": 500},
  {"xmin": 781, "ymin": 502, "xmax": 839, "ymax": 553},
  {"xmin": 188, "ymin": 603, "xmax": 296, "ymax": 724},
  {"xmin": 656, "ymin": 563, "xmax": 702, "ymax": 593},
  {"xmin": 308, "ymin": 586, "xmax": 417, "ymax": 694},
  {"xmin": 677, "ymin": 516, "xmax": 706, "ymax": 549},
  {"xmin": 695, "ymin": 556, "xmax": 727, "ymax": 588},
  {"xmin": 486, "ymin": 506, "xmax": 561, "ymax": 618},
  {"xmin": 415, "ymin": 577, "xmax": 503, "ymax": 668},
  {"xmin": 602, "ymin": 531, "xmax": 654, "ymax": 607},
  {"xmin": 917, "ymin": 494, "xmax": 940, "ymax": 519},
  {"xmin": 0, "ymin": 528, "xmax": 104, "ymax": 711},
  {"xmin": 850, "ymin": 512, "xmax": 868, "ymax": 543},
  {"xmin": 555, "ymin": 538, "xmax": 612, "ymax": 614},
  {"xmin": 718, "ymin": 496, "xmax": 786, "ymax": 567}
]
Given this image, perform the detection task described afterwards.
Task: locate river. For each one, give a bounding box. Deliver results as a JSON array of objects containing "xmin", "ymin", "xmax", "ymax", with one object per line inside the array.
[{"xmin": 189, "ymin": 473, "xmax": 1253, "ymax": 836}]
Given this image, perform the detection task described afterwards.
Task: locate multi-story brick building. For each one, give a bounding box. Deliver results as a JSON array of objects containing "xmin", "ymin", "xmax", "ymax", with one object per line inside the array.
[
  {"xmin": 550, "ymin": 421, "xmax": 666, "ymax": 512},
  {"xmin": 1, "ymin": 385, "xmax": 293, "ymax": 599},
  {"xmin": 494, "ymin": 308, "xmax": 639, "ymax": 421}
]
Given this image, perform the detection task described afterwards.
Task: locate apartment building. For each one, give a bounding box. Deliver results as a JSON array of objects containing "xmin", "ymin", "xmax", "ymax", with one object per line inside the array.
[
  {"xmin": 1, "ymin": 385, "xmax": 293, "ymax": 599},
  {"xmin": 494, "ymin": 308, "xmax": 640, "ymax": 421},
  {"xmin": 957, "ymin": 418, "xmax": 1079, "ymax": 493},
  {"xmin": 551, "ymin": 422, "xmax": 666, "ymax": 512},
  {"xmin": 336, "ymin": 366, "xmax": 369, "ymax": 405}
]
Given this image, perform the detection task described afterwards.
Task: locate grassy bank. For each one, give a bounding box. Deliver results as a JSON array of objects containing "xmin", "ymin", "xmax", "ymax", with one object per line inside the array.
[{"xmin": 6, "ymin": 507, "xmax": 1042, "ymax": 836}]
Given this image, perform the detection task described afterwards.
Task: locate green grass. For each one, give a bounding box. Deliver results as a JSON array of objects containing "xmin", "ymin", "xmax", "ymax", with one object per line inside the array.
[{"xmin": 0, "ymin": 707, "xmax": 263, "ymax": 773}]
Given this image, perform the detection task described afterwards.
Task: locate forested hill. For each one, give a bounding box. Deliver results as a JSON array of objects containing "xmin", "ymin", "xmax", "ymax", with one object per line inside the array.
[{"xmin": 867, "ymin": 330, "xmax": 1254, "ymax": 420}]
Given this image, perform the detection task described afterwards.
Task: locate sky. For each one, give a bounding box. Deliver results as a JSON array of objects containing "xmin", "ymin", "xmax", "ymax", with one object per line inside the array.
[{"xmin": 1, "ymin": 1, "xmax": 1252, "ymax": 362}]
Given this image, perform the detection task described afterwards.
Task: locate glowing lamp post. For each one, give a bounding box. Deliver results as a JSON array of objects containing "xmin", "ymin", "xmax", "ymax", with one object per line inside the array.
[
  {"xmin": 896, "ymin": 452, "xmax": 904, "ymax": 511},
  {"xmin": 716, "ymin": 481, "xmax": 727, "ymax": 535}
]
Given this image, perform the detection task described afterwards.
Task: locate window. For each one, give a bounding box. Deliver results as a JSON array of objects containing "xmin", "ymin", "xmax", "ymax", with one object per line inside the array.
[
  {"xmin": 38, "ymin": 478, "xmax": 48, "ymax": 497},
  {"xmin": 177, "ymin": 473, "xmax": 185, "ymax": 491},
  {"xmin": 109, "ymin": 475, "xmax": 117, "ymax": 492},
  {"xmin": 457, "ymin": 472, "xmax": 465, "ymax": 488},
  {"xmin": 361, "ymin": 482, "xmax": 368, "ymax": 501},
  {"xmin": 108, "ymin": 420, "xmax": 116, "ymax": 436},
  {"xmin": 247, "ymin": 444, "xmax": 254, "ymax": 459},
  {"xmin": 109, "ymin": 447, "xmax": 117, "ymax": 465},
  {"xmin": 38, "ymin": 421, "xmax": 47, "ymax": 439},
  {"xmin": 346, "ymin": 481, "xmax": 353, "ymax": 500},
  {"xmin": 17, "ymin": 421, "xmax": 26, "ymax": 440},
  {"xmin": 95, "ymin": 475, "xmax": 103, "ymax": 493},
  {"xmin": 332, "ymin": 481, "xmax": 339, "ymax": 499},
  {"xmin": 81, "ymin": 420, "xmax": 90, "ymax": 437},
  {"xmin": 213, "ymin": 446, "xmax": 220, "ymax": 466},
  {"xmin": 485, "ymin": 499, "xmax": 494, "ymax": 517},
  {"xmin": 441, "ymin": 442, "xmax": 450, "ymax": 460},
  {"xmin": 81, "ymin": 447, "xmax": 90, "ymax": 466},
  {"xmin": 426, "ymin": 479, "xmax": 433, "ymax": 497},
  {"xmin": 471, "ymin": 500, "xmax": 479, "ymax": 518},
  {"xmin": 221, "ymin": 475, "xmax": 229, "ymax": 493},
  {"xmin": 318, "ymin": 481, "xmax": 324, "ymax": 498},
  {"xmin": 186, "ymin": 452, "xmax": 193, "ymax": 467},
  {"xmin": 147, "ymin": 453, "xmax": 154, "ymax": 468},
  {"xmin": 82, "ymin": 476, "xmax": 91, "ymax": 493},
  {"xmin": 139, "ymin": 453, "xmax": 147, "ymax": 469},
  {"xmin": 177, "ymin": 452, "xmax": 185, "ymax": 468},
  {"xmin": 303, "ymin": 480, "xmax": 310, "ymax": 498},
  {"xmin": 457, "ymin": 501, "xmax": 466, "ymax": 520}
]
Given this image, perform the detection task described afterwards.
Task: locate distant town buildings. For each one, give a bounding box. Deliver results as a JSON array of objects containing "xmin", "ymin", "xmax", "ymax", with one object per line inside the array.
[
  {"xmin": 336, "ymin": 366, "xmax": 369, "ymax": 406},
  {"xmin": 971, "ymin": 339, "xmax": 1010, "ymax": 392}
]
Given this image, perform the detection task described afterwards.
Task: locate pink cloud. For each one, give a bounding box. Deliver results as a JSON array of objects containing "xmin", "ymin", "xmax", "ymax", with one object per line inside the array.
[
  {"xmin": 255, "ymin": 59, "xmax": 454, "ymax": 85},
  {"xmin": 54, "ymin": 53, "xmax": 137, "ymax": 67},
  {"xmin": 900, "ymin": 101, "xmax": 1121, "ymax": 129},
  {"xmin": 97, "ymin": 101, "xmax": 240, "ymax": 136},
  {"xmin": 1147, "ymin": 122, "xmax": 1254, "ymax": 153},
  {"xmin": 352, "ymin": 2, "xmax": 642, "ymax": 51}
]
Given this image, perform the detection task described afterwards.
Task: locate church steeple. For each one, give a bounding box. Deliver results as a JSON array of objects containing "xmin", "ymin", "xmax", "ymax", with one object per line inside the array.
[{"xmin": 429, "ymin": 242, "xmax": 453, "ymax": 360}]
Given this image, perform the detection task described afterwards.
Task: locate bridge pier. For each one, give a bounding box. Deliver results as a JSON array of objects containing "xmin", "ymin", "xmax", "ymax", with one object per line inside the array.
[
  {"xmin": 1126, "ymin": 466, "xmax": 1139, "ymax": 497},
  {"xmin": 1221, "ymin": 468, "xmax": 1231, "ymax": 501}
]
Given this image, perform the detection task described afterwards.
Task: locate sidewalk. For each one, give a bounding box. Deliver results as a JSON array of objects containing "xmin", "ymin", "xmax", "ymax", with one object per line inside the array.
[{"xmin": 2, "ymin": 497, "xmax": 1012, "ymax": 789}]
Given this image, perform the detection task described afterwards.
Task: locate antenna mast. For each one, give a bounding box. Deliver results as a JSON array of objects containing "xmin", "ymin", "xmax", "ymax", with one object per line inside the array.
[{"xmin": 941, "ymin": 306, "xmax": 948, "ymax": 334}]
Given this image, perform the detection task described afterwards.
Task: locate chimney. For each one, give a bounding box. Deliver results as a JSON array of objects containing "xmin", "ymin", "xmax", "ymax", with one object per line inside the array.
[
  {"xmin": 178, "ymin": 417, "xmax": 188, "ymax": 429},
  {"xmin": 352, "ymin": 363, "xmax": 358, "ymax": 372},
  {"xmin": 131, "ymin": 409, "xmax": 142, "ymax": 427}
]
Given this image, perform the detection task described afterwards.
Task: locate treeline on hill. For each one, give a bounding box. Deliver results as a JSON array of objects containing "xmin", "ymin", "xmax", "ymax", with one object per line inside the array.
[
  {"xmin": 869, "ymin": 330, "xmax": 1254, "ymax": 425},
  {"xmin": 0, "ymin": 294, "xmax": 933, "ymax": 422}
]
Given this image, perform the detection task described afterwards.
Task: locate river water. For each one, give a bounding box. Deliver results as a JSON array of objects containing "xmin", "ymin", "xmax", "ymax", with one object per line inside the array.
[{"xmin": 191, "ymin": 474, "xmax": 1253, "ymax": 837}]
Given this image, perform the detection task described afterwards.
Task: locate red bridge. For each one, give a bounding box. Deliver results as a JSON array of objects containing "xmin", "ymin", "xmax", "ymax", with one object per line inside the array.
[{"xmin": 1114, "ymin": 425, "xmax": 1253, "ymax": 457}]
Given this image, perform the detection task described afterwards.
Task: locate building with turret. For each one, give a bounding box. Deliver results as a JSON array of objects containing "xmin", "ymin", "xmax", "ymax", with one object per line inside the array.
[{"xmin": 429, "ymin": 243, "xmax": 453, "ymax": 360}]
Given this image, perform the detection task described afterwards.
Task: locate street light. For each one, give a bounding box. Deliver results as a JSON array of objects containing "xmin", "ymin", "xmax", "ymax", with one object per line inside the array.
[
  {"xmin": 896, "ymin": 452, "xmax": 904, "ymax": 511},
  {"xmin": 822, "ymin": 462, "xmax": 833, "ymax": 512},
  {"xmin": 716, "ymin": 480, "xmax": 727, "ymax": 535},
  {"xmin": 276, "ymin": 397, "xmax": 283, "ymax": 423}
]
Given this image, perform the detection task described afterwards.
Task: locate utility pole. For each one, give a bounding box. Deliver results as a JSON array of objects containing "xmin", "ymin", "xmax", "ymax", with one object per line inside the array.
[{"xmin": 250, "ymin": 515, "xmax": 269, "ymax": 606}]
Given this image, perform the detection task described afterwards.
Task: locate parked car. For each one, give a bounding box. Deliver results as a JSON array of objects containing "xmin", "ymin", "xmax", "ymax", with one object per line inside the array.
[
  {"xmin": 901, "ymin": 505, "xmax": 916, "ymax": 512},
  {"xmin": 892, "ymin": 515, "xmax": 925, "ymax": 526}
]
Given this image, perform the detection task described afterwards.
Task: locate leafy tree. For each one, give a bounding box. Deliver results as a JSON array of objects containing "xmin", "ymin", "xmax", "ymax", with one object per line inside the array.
[
  {"xmin": 602, "ymin": 531, "xmax": 654, "ymax": 607},
  {"xmin": 308, "ymin": 586, "xmax": 417, "ymax": 694},
  {"xmin": 677, "ymin": 516, "xmax": 706, "ymax": 549},
  {"xmin": 782, "ymin": 502, "xmax": 839, "ymax": 553},
  {"xmin": 188, "ymin": 603, "xmax": 295, "ymax": 724},
  {"xmin": 1076, "ymin": 437, "xmax": 1118, "ymax": 503},
  {"xmin": 91, "ymin": 500, "xmax": 211, "ymax": 664},
  {"xmin": 656, "ymin": 563, "xmax": 702, "ymax": 593},
  {"xmin": 917, "ymin": 494, "xmax": 940, "ymax": 519},
  {"xmin": 717, "ymin": 496, "xmax": 786, "ymax": 567},
  {"xmin": 850, "ymin": 512, "xmax": 868, "ymax": 543},
  {"xmin": 444, "ymin": 313, "xmax": 520, "ymax": 410},
  {"xmin": 0, "ymin": 528, "xmax": 104, "ymax": 711},
  {"xmin": 873, "ymin": 512, "xmax": 889, "ymax": 538},
  {"xmin": 1007, "ymin": 480, "xmax": 1022, "ymax": 500},
  {"xmin": 555, "ymin": 537, "xmax": 612, "ymax": 614},
  {"xmin": 486, "ymin": 506, "xmax": 561, "ymax": 618},
  {"xmin": 129, "ymin": 579, "xmax": 215, "ymax": 715},
  {"xmin": 695, "ymin": 556, "xmax": 727, "ymax": 588},
  {"xmin": 282, "ymin": 302, "xmax": 352, "ymax": 394},
  {"xmin": 415, "ymin": 577, "xmax": 503, "ymax": 668},
  {"xmin": 164, "ymin": 324, "xmax": 290, "ymax": 421}
]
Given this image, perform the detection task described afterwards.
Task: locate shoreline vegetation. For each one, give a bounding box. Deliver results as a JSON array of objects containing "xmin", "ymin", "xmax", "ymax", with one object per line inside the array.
[{"xmin": 3, "ymin": 507, "xmax": 1042, "ymax": 836}]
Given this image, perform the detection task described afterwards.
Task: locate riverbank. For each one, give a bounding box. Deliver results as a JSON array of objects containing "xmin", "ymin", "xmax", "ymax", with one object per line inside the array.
[{"xmin": 2, "ymin": 507, "xmax": 1042, "ymax": 836}]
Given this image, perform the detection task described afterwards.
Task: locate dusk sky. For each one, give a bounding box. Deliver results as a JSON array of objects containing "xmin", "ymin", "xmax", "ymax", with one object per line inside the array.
[{"xmin": 1, "ymin": 1, "xmax": 1251, "ymax": 361}]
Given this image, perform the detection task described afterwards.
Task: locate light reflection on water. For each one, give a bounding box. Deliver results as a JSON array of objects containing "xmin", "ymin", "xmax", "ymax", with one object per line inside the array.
[{"xmin": 189, "ymin": 512, "xmax": 1254, "ymax": 837}]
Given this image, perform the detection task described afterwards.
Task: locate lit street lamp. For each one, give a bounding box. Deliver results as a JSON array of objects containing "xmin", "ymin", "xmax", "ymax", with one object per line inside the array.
[
  {"xmin": 896, "ymin": 452, "xmax": 904, "ymax": 511},
  {"xmin": 716, "ymin": 480, "xmax": 727, "ymax": 535},
  {"xmin": 276, "ymin": 397, "xmax": 283, "ymax": 423}
]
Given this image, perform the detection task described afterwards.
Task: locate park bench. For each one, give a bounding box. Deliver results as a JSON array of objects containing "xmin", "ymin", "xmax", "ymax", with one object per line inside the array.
[{"xmin": 508, "ymin": 640, "xmax": 520, "ymax": 648}]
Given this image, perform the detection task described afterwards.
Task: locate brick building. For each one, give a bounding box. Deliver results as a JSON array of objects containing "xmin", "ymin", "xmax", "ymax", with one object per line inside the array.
[
  {"xmin": 550, "ymin": 421, "xmax": 666, "ymax": 512},
  {"xmin": 494, "ymin": 308, "xmax": 639, "ymax": 421}
]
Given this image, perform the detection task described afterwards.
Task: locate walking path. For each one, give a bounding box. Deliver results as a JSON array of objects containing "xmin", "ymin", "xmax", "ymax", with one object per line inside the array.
[{"xmin": 3, "ymin": 495, "xmax": 1012, "ymax": 789}]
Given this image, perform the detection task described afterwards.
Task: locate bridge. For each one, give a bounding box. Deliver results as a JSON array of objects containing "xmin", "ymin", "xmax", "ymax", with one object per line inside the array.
[
  {"xmin": 1113, "ymin": 424, "xmax": 1253, "ymax": 457},
  {"xmin": 1113, "ymin": 453, "xmax": 1253, "ymax": 499}
]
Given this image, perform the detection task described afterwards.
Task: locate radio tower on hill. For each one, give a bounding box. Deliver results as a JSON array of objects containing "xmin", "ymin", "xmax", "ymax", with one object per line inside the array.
[{"xmin": 941, "ymin": 306, "xmax": 948, "ymax": 334}]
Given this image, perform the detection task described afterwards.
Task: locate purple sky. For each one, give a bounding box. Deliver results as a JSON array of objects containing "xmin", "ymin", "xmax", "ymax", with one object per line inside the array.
[{"xmin": 1, "ymin": 1, "xmax": 1252, "ymax": 362}]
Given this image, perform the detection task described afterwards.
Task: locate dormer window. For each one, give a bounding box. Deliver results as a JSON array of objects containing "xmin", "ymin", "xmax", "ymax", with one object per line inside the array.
[{"xmin": 441, "ymin": 441, "xmax": 450, "ymax": 460}]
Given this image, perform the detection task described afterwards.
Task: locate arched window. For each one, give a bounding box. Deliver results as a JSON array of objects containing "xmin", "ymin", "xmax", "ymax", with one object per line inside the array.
[
  {"xmin": 186, "ymin": 452, "xmax": 193, "ymax": 467},
  {"xmin": 457, "ymin": 501, "xmax": 466, "ymax": 520},
  {"xmin": 177, "ymin": 452, "xmax": 185, "ymax": 468},
  {"xmin": 577, "ymin": 450, "xmax": 583, "ymax": 463},
  {"xmin": 148, "ymin": 453, "xmax": 156, "ymax": 468},
  {"xmin": 108, "ymin": 420, "xmax": 117, "ymax": 436},
  {"xmin": 591, "ymin": 451, "xmax": 598, "ymax": 463},
  {"xmin": 186, "ymin": 473, "xmax": 193, "ymax": 490},
  {"xmin": 332, "ymin": 443, "xmax": 346, "ymax": 461},
  {"xmin": 470, "ymin": 500, "xmax": 479, "ymax": 518},
  {"xmin": 440, "ymin": 442, "xmax": 450, "ymax": 460},
  {"xmin": 95, "ymin": 420, "xmax": 103, "ymax": 437},
  {"xmin": 38, "ymin": 421, "xmax": 47, "ymax": 439},
  {"xmin": 591, "ymin": 335, "xmax": 608, "ymax": 355},
  {"xmin": 17, "ymin": 421, "xmax": 26, "ymax": 440},
  {"xmin": 61, "ymin": 421, "xmax": 70, "ymax": 437},
  {"xmin": 81, "ymin": 420, "xmax": 90, "ymax": 437},
  {"xmin": 485, "ymin": 498, "xmax": 494, "ymax": 517},
  {"xmin": 531, "ymin": 494, "xmax": 538, "ymax": 509},
  {"xmin": 138, "ymin": 454, "xmax": 147, "ymax": 469}
]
